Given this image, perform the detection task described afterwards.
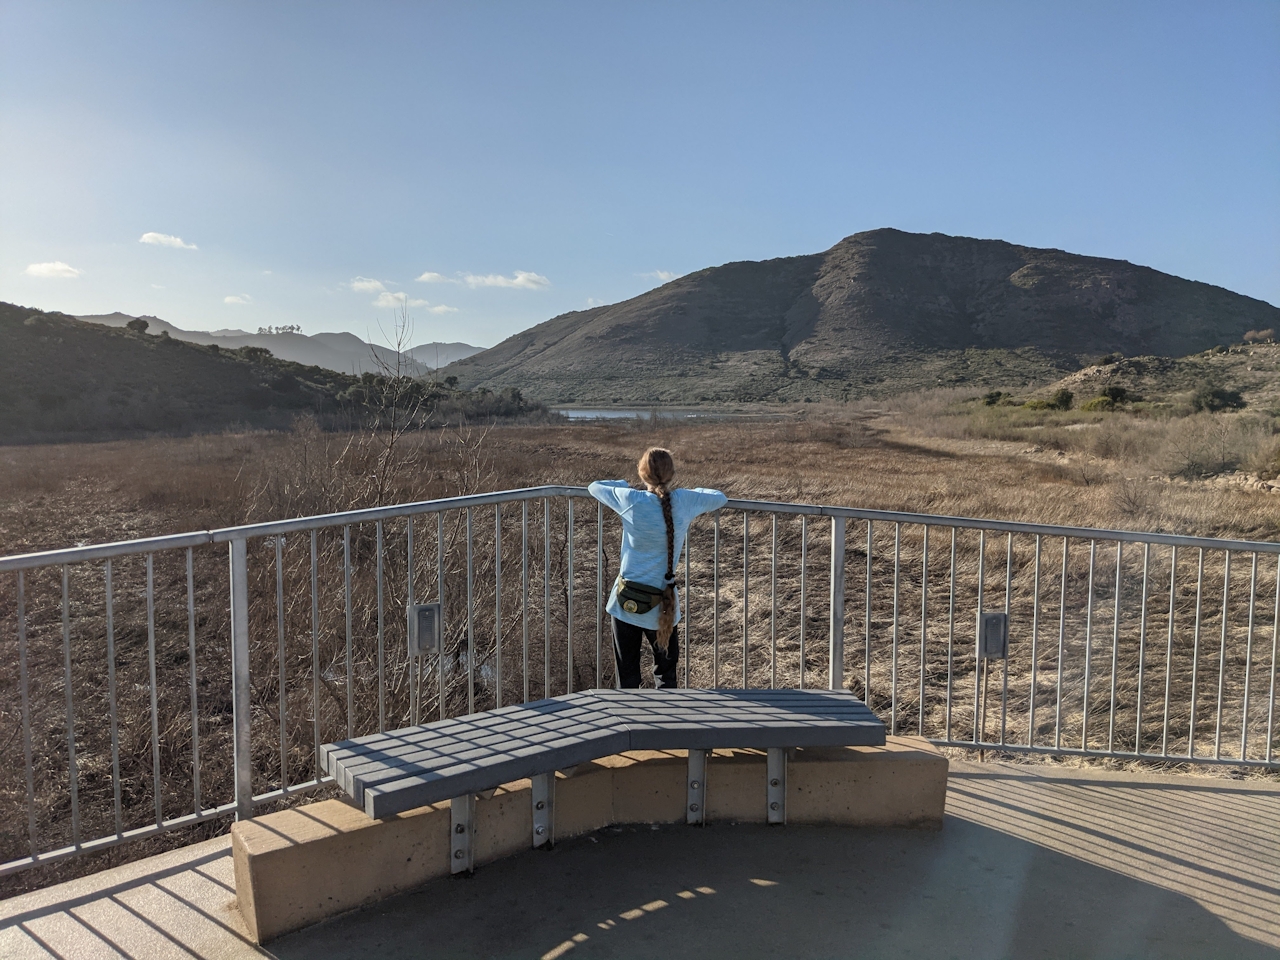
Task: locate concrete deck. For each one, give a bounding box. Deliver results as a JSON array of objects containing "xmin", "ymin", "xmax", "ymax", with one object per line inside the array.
[{"xmin": 2, "ymin": 760, "xmax": 1277, "ymax": 959}]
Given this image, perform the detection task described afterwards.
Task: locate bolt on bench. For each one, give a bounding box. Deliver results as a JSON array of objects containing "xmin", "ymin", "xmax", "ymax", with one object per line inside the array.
[{"xmin": 321, "ymin": 687, "xmax": 885, "ymax": 873}]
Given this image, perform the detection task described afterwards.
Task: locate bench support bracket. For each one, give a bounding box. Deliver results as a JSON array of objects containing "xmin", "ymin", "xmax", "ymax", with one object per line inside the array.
[
  {"xmin": 450, "ymin": 794, "xmax": 474, "ymax": 874},
  {"xmin": 532, "ymin": 772, "xmax": 554, "ymax": 848},
  {"xmin": 766, "ymin": 747, "xmax": 787, "ymax": 824},
  {"xmin": 686, "ymin": 749, "xmax": 707, "ymax": 825}
]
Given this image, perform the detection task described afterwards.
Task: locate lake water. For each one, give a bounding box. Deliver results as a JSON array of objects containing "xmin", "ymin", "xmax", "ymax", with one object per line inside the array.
[{"xmin": 555, "ymin": 407, "xmax": 714, "ymax": 420}]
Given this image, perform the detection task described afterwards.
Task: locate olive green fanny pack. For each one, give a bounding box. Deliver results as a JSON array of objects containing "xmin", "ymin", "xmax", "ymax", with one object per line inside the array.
[{"xmin": 615, "ymin": 576, "xmax": 667, "ymax": 615}]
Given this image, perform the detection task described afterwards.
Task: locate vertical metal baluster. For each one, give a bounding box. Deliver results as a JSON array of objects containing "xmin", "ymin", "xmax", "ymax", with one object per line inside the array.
[
  {"xmin": 311, "ymin": 530, "xmax": 321, "ymax": 773},
  {"xmin": 946, "ymin": 528, "xmax": 956, "ymax": 740},
  {"xmin": 567, "ymin": 498, "xmax": 574, "ymax": 693},
  {"xmin": 61, "ymin": 565, "xmax": 81, "ymax": 844},
  {"xmin": 407, "ymin": 519, "xmax": 417, "ymax": 726},
  {"xmin": 919, "ymin": 526, "xmax": 928, "ymax": 738},
  {"xmin": 973, "ymin": 531, "xmax": 985, "ymax": 746},
  {"xmin": 466, "ymin": 508, "xmax": 475, "ymax": 714},
  {"xmin": 743, "ymin": 513, "xmax": 750, "ymax": 688},
  {"xmin": 1214, "ymin": 552, "xmax": 1231, "ymax": 759},
  {"xmin": 343, "ymin": 526, "xmax": 353, "ymax": 739},
  {"xmin": 1189, "ymin": 548, "xmax": 1205, "ymax": 758},
  {"xmin": 891, "ymin": 523, "xmax": 900, "ymax": 735},
  {"xmin": 1266, "ymin": 554, "xmax": 1279, "ymax": 764},
  {"xmin": 437, "ymin": 512, "xmax": 446, "ymax": 721},
  {"xmin": 376, "ymin": 522, "xmax": 385, "ymax": 733},
  {"xmin": 18, "ymin": 572, "xmax": 36, "ymax": 854},
  {"xmin": 864, "ymin": 521, "xmax": 873, "ymax": 705},
  {"xmin": 1162, "ymin": 546, "xmax": 1178, "ymax": 756},
  {"xmin": 597, "ymin": 501, "xmax": 603, "ymax": 689},
  {"xmin": 1107, "ymin": 542, "xmax": 1123, "ymax": 753},
  {"xmin": 522, "ymin": 501, "xmax": 530, "ymax": 703},
  {"xmin": 829, "ymin": 516, "xmax": 846, "ymax": 693},
  {"xmin": 771, "ymin": 515, "xmax": 778, "ymax": 689},
  {"xmin": 1240, "ymin": 553, "xmax": 1258, "ymax": 761},
  {"xmin": 1028, "ymin": 535, "xmax": 1041, "ymax": 747},
  {"xmin": 109, "ymin": 561, "xmax": 124, "ymax": 830},
  {"xmin": 276, "ymin": 538, "xmax": 287, "ymax": 787},
  {"xmin": 798, "ymin": 516, "xmax": 807, "ymax": 691},
  {"xmin": 684, "ymin": 519, "xmax": 692, "ymax": 690},
  {"xmin": 1054, "ymin": 538, "xmax": 1069, "ymax": 750},
  {"xmin": 544, "ymin": 498, "xmax": 551, "ymax": 698},
  {"xmin": 1081, "ymin": 541, "xmax": 1096, "ymax": 750},
  {"xmin": 712, "ymin": 511, "xmax": 720, "ymax": 688},
  {"xmin": 229, "ymin": 540, "xmax": 252, "ymax": 821},
  {"xmin": 1000, "ymin": 533, "xmax": 1012, "ymax": 745},
  {"xmin": 1135, "ymin": 543, "xmax": 1150, "ymax": 755},
  {"xmin": 145, "ymin": 556, "xmax": 161, "ymax": 827},
  {"xmin": 495, "ymin": 505, "xmax": 503, "ymax": 709}
]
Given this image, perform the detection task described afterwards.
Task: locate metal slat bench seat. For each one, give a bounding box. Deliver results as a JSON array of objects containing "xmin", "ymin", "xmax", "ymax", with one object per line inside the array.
[{"xmin": 321, "ymin": 688, "xmax": 884, "ymax": 872}]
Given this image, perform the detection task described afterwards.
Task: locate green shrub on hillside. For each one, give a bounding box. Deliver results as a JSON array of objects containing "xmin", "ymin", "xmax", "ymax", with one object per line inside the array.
[
  {"xmin": 1024, "ymin": 388, "xmax": 1074, "ymax": 411},
  {"xmin": 1190, "ymin": 384, "xmax": 1245, "ymax": 412},
  {"xmin": 1080, "ymin": 385, "xmax": 1133, "ymax": 412}
]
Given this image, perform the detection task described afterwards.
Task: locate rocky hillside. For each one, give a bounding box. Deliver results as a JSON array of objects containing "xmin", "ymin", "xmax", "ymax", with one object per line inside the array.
[
  {"xmin": 1, "ymin": 303, "xmax": 357, "ymax": 441},
  {"xmin": 74, "ymin": 311, "xmax": 464, "ymax": 376},
  {"xmin": 445, "ymin": 229, "xmax": 1280, "ymax": 403}
]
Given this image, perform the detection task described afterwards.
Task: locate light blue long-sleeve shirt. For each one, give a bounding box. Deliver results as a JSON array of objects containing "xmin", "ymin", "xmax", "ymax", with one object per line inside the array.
[{"xmin": 588, "ymin": 480, "xmax": 728, "ymax": 630}]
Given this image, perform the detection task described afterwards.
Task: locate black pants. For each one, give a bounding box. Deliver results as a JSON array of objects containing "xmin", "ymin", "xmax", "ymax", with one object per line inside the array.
[{"xmin": 612, "ymin": 617, "xmax": 680, "ymax": 689}]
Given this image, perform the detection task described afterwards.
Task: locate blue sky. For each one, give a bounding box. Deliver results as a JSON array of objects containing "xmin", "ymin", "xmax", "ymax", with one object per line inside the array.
[{"xmin": 2, "ymin": 1, "xmax": 1277, "ymax": 349}]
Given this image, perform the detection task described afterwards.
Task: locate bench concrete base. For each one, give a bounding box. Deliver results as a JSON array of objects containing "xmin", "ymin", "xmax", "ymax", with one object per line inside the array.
[{"xmin": 232, "ymin": 736, "xmax": 946, "ymax": 943}]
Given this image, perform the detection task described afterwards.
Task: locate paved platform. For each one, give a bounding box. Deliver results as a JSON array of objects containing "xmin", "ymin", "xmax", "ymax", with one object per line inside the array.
[{"xmin": 2, "ymin": 759, "xmax": 1277, "ymax": 959}]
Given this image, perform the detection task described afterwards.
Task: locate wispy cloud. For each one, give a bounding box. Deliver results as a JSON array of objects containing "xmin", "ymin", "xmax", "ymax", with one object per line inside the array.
[
  {"xmin": 640, "ymin": 270, "xmax": 680, "ymax": 283},
  {"xmin": 349, "ymin": 276, "xmax": 386, "ymax": 293},
  {"xmin": 24, "ymin": 261, "xmax": 82, "ymax": 278},
  {"xmin": 140, "ymin": 232, "xmax": 197, "ymax": 250},
  {"xmin": 427, "ymin": 304, "xmax": 459, "ymax": 314},
  {"xmin": 151, "ymin": 284, "xmax": 165, "ymax": 290},
  {"xmin": 417, "ymin": 269, "xmax": 549, "ymax": 289},
  {"xmin": 224, "ymin": 294, "xmax": 252, "ymax": 305},
  {"xmin": 373, "ymin": 291, "xmax": 430, "ymax": 309},
  {"xmin": 586, "ymin": 297, "xmax": 603, "ymax": 307},
  {"xmin": 463, "ymin": 270, "xmax": 550, "ymax": 290}
]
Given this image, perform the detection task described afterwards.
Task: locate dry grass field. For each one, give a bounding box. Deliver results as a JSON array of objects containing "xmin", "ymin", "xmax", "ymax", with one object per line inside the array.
[{"xmin": 1, "ymin": 406, "xmax": 1278, "ymax": 896}]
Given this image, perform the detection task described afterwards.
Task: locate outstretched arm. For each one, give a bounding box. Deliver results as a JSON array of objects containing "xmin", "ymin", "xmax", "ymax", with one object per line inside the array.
[
  {"xmin": 685, "ymin": 487, "xmax": 728, "ymax": 517},
  {"xmin": 588, "ymin": 479, "xmax": 633, "ymax": 515}
]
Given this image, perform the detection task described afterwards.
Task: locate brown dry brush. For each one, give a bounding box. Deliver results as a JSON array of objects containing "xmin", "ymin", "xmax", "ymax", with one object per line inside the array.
[
  {"xmin": 690, "ymin": 515, "xmax": 1278, "ymax": 762},
  {"xmin": 3, "ymin": 416, "xmax": 1279, "ymax": 896},
  {"xmin": 0, "ymin": 419, "xmax": 557, "ymax": 892}
]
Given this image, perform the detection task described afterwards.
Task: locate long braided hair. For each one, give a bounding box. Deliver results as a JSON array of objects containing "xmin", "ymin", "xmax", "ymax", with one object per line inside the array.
[{"xmin": 637, "ymin": 447, "xmax": 677, "ymax": 650}]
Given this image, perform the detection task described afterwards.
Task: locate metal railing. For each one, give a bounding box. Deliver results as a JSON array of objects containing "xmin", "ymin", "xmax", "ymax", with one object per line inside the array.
[{"xmin": 2, "ymin": 485, "xmax": 1277, "ymax": 877}]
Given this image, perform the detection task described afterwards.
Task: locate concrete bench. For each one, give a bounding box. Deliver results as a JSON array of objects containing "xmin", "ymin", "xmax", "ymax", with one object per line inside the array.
[
  {"xmin": 237, "ymin": 736, "xmax": 944, "ymax": 942},
  {"xmin": 321, "ymin": 688, "xmax": 885, "ymax": 872}
]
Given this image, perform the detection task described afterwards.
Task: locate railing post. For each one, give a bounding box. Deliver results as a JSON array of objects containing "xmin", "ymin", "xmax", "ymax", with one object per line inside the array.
[
  {"xmin": 829, "ymin": 516, "xmax": 846, "ymax": 691},
  {"xmin": 229, "ymin": 537, "xmax": 254, "ymax": 821}
]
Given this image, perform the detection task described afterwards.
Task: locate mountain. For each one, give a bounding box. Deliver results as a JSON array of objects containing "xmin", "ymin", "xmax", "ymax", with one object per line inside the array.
[
  {"xmin": 2, "ymin": 303, "xmax": 357, "ymax": 441},
  {"xmin": 406, "ymin": 342, "xmax": 485, "ymax": 369},
  {"xmin": 73, "ymin": 312, "xmax": 464, "ymax": 376},
  {"xmin": 444, "ymin": 229, "xmax": 1280, "ymax": 403}
]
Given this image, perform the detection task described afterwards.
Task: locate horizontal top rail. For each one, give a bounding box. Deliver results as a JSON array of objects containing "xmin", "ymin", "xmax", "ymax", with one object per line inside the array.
[
  {"xmin": 722, "ymin": 498, "xmax": 1280, "ymax": 555},
  {"xmin": 3, "ymin": 485, "xmax": 1278, "ymax": 572}
]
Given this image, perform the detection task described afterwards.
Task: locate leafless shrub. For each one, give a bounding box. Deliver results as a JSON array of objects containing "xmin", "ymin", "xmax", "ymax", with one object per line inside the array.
[{"xmin": 1109, "ymin": 478, "xmax": 1154, "ymax": 518}]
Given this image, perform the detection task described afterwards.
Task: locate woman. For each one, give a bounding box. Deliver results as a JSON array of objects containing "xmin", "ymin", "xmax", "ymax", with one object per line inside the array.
[{"xmin": 589, "ymin": 447, "xmax": 727, "ymax": 688}]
